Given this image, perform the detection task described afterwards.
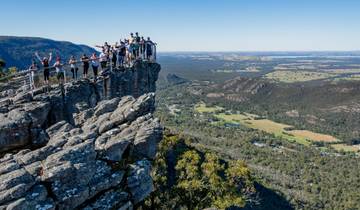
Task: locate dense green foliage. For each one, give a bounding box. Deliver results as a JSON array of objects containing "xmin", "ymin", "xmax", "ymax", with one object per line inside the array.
[
  {"xmin": 0, "ymin": 59, "xmax": 18, "ymax": 80},
  {"xmin": 141, "ymin": 132, "xmax": 255, "ymax": 210}
]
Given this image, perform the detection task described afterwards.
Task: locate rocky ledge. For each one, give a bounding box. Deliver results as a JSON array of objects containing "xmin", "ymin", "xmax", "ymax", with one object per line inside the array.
[
  {"xmin": 0, "ymin": 94, "xmax": 162, "ymax": 209},
  {"xmin": 0, "ymin": 62, "xmax": 162, "ymax": 209},
  {"xmin": 0, "ymin": 61, "xmax": 161, "ymax": 152}
]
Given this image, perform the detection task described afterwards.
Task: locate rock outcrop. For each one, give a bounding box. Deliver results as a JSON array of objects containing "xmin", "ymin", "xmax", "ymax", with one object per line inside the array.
[
  {"xmin": 0, "ymin": 61, "xmax": 161, "ymax": 152},
  {"xmin": 0, "ymin": 62, "xmax": 162, "ymax": 209}
]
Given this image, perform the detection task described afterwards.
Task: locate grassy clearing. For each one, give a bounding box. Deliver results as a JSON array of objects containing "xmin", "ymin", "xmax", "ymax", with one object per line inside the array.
[
  {"xmin": 331, "ymin": 144, "xmax": 360, "ymax": 152},
  {"xmin": 264, "ymin": 70, "xmax": 335, "ymax": 83},
  {"xmin": 214, "ymin": 113, "xmax": 253, "ymax": 121},
  {"xmin": 288, "ymin": 130, "xmax": 339, "ymax": 143},
  {"xmin": 194, "ymin": 103, "xmax": 339, "ymax": 146},
  {"xmin": 194, "ymin": 102, "xmax": 224, "ymax": 113},
  {"xmin": 215, "ymin": 113, "xmax": 311, "ymax": 145}
]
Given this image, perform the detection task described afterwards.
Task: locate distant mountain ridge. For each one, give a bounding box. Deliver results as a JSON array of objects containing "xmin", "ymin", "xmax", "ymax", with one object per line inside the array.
[{"xmin": 0, "ymin": 36, "xmax": 96, "ymax": 69}]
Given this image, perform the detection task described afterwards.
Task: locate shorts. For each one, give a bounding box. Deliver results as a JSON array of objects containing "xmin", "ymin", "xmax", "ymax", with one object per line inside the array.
[
  {"xmin": 100, "ymin": 61, "xmax": 107, "ymax": 69},
  {"xmin": 57, "ymin": 72, "xmax": 64, "ymax": 80}
]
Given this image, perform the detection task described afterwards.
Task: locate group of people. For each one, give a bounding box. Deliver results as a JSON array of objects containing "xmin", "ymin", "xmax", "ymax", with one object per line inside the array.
[
  {"xmin": 95, "ymin": 32, "xmax": 156, "ymax": 68},
  {"xmin": 28, "ymin": 33, "xmax": 156, "ymax": 91}
]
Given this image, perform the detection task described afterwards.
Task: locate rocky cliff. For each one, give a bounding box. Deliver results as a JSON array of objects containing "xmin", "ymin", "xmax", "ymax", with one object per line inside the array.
[{"xmin": 0, "ymin": 61, "xmax": 162, "ymax": 209}]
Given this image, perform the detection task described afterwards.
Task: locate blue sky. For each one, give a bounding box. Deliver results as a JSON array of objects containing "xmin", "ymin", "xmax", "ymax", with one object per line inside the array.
[{"xmin": 1, "ymin": 0, "xmax": 360, "ymax": 51}]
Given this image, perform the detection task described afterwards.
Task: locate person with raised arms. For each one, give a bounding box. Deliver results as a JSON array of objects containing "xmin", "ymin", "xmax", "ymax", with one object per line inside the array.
[
  {"xmin": 35, "ymin": 51, "xmax": 52, "ymax": 90},
  {"xmin": 95, "ymin": 42, "xmax": 111, "ymax": 54}
]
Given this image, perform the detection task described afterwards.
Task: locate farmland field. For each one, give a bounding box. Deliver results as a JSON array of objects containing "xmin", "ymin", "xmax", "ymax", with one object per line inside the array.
[
  {"xmin": 195, "ymin": 103, "xmax": 341, "ymax": 146},
  {"xmin": 287, "ymin": 130, "xmax": 339, "ymax": 143},
  {"xmin": 331, "ymin": 144, "xmax": 360, "ymax": 152},
  {"xmin": 194, "ymin": 102, "xmax": 224, "ymax": 113},
  {"xmin": 264, "ymin": 70, "xmax": 336, "ymax": 83}
]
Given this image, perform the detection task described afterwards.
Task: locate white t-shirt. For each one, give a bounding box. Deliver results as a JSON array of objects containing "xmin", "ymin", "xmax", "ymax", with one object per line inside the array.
[
  {"xmin": 70, "ymin": 59, "xmax": 77, "ymax": 68},
  {"xmin": 99, "ymin": 52, "xmax": 107, "ymax": 62},
  {"xmin": 53, "ymin": 62, "xmax": 64, "ymax": 73},
  {"xmin": 91, "ymin": 56, "xmax": 99, "ymax": 67}
]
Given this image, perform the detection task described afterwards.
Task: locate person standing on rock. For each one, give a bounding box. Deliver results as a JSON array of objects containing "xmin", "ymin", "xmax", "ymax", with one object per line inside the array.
[
  {"xmin": 126, "ymin": 39, "xmax": 134, "ymax": 66},
  {"xmin": 118, "ymin": 41, "xmax": 126, "ymax": 68},
  {"xmin": 35, "ymin": 51, "xmax": 52, "ymax": 91},
  {"xmin": 134, "ymin": 32, "xmax": 141, "ymax": 59},
  {"xmin": 69, "ymin": 56, "xmax": 78, "ymax": 80},
  {"xmin": 28, "ymin": 59, "xmax": 38, "ymax": 90},
  {"xmin": 95, "ymin": 42, "xmax": 111, "ymax": 54},
  {"xmin": 53, "ymin": 57, "xmax": 65, "ymax": 85},
  {"xmin": 99, "ymin": 49, "xmax": 108, "ymax": 70},
  {"xmin": 130, "ymin": 41, "xmax": 135, "ymax": 64},
  {"xmin": 90, "ymin": 53, "xmax": 99, "ymax": 81},
  {"xmin": 128, "ymin": 33, "xmax": 135, "ymax": 44},
  {"xmin": 81, "ymin": 54, "xmax": 90, "ymax": 79},
  {"xmin": 111, "ymin": 47, "xmax": 117, "ymax": 69},
  {"xmin": 104, "ymin": 42, "xmax": 111, "ymax": 55},
  {"xmin": 140, "ymin": 37, "xmax": 146, "ymax": 59},
  {"xmin": 145, "ymin": 37, "xmax": 154, "ymax": 61}
]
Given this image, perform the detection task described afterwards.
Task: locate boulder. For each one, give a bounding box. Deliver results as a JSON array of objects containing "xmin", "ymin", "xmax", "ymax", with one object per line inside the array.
[
  {"xmin": 133, "ymin": 118, "xmax": 162, "ymax": 159},
  {"xmin": 0, "ymin": 168, "xmax": 35, "ymax": 205},
  {"xmin": 0, "ymin": 110, "xmax": 32, "ymax": 152},
  {"xmin": 5, "ymin": 185, "xmax": 55, "ymax": 210},
  {"xmin": 0, "ymin": 101, "xmax": 51, "ymax": 152}
]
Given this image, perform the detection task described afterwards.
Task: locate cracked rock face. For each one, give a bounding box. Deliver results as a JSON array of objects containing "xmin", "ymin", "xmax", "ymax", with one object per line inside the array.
[
  {"xmin": 0, "ymin": 93, "xmax": 162, "ymax": 209},
  {"xmin": 0, "ymin": 62, "xmax": 162, "ymax": 210},
  {"xmin": 0, "ymin": 62, "xmax": 161, "ymax": 152}
]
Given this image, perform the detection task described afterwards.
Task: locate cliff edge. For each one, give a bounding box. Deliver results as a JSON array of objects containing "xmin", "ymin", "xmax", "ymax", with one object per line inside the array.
[{"xmin": 0, "ymin": 61, "xmax": 162, "ymax": 209}]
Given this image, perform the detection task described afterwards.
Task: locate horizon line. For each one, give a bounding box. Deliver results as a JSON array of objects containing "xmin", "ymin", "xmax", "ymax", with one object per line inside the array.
[
  {"xmin": 2, "ymin": 35, "xmax": 360, "ymax": 53},
  {"xmin": 157, "ymin": 50, "xmax": 360, "ymax": 53}
]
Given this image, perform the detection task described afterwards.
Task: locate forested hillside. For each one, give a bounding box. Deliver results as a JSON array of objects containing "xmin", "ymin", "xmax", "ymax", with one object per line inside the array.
[
  {"xmin": 155, "ymin": 80, "xmax": 360, "ymax": 210},
  {"xmin": 0, "ymin": 36, "xmax": 96, "ymax": 69}
]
